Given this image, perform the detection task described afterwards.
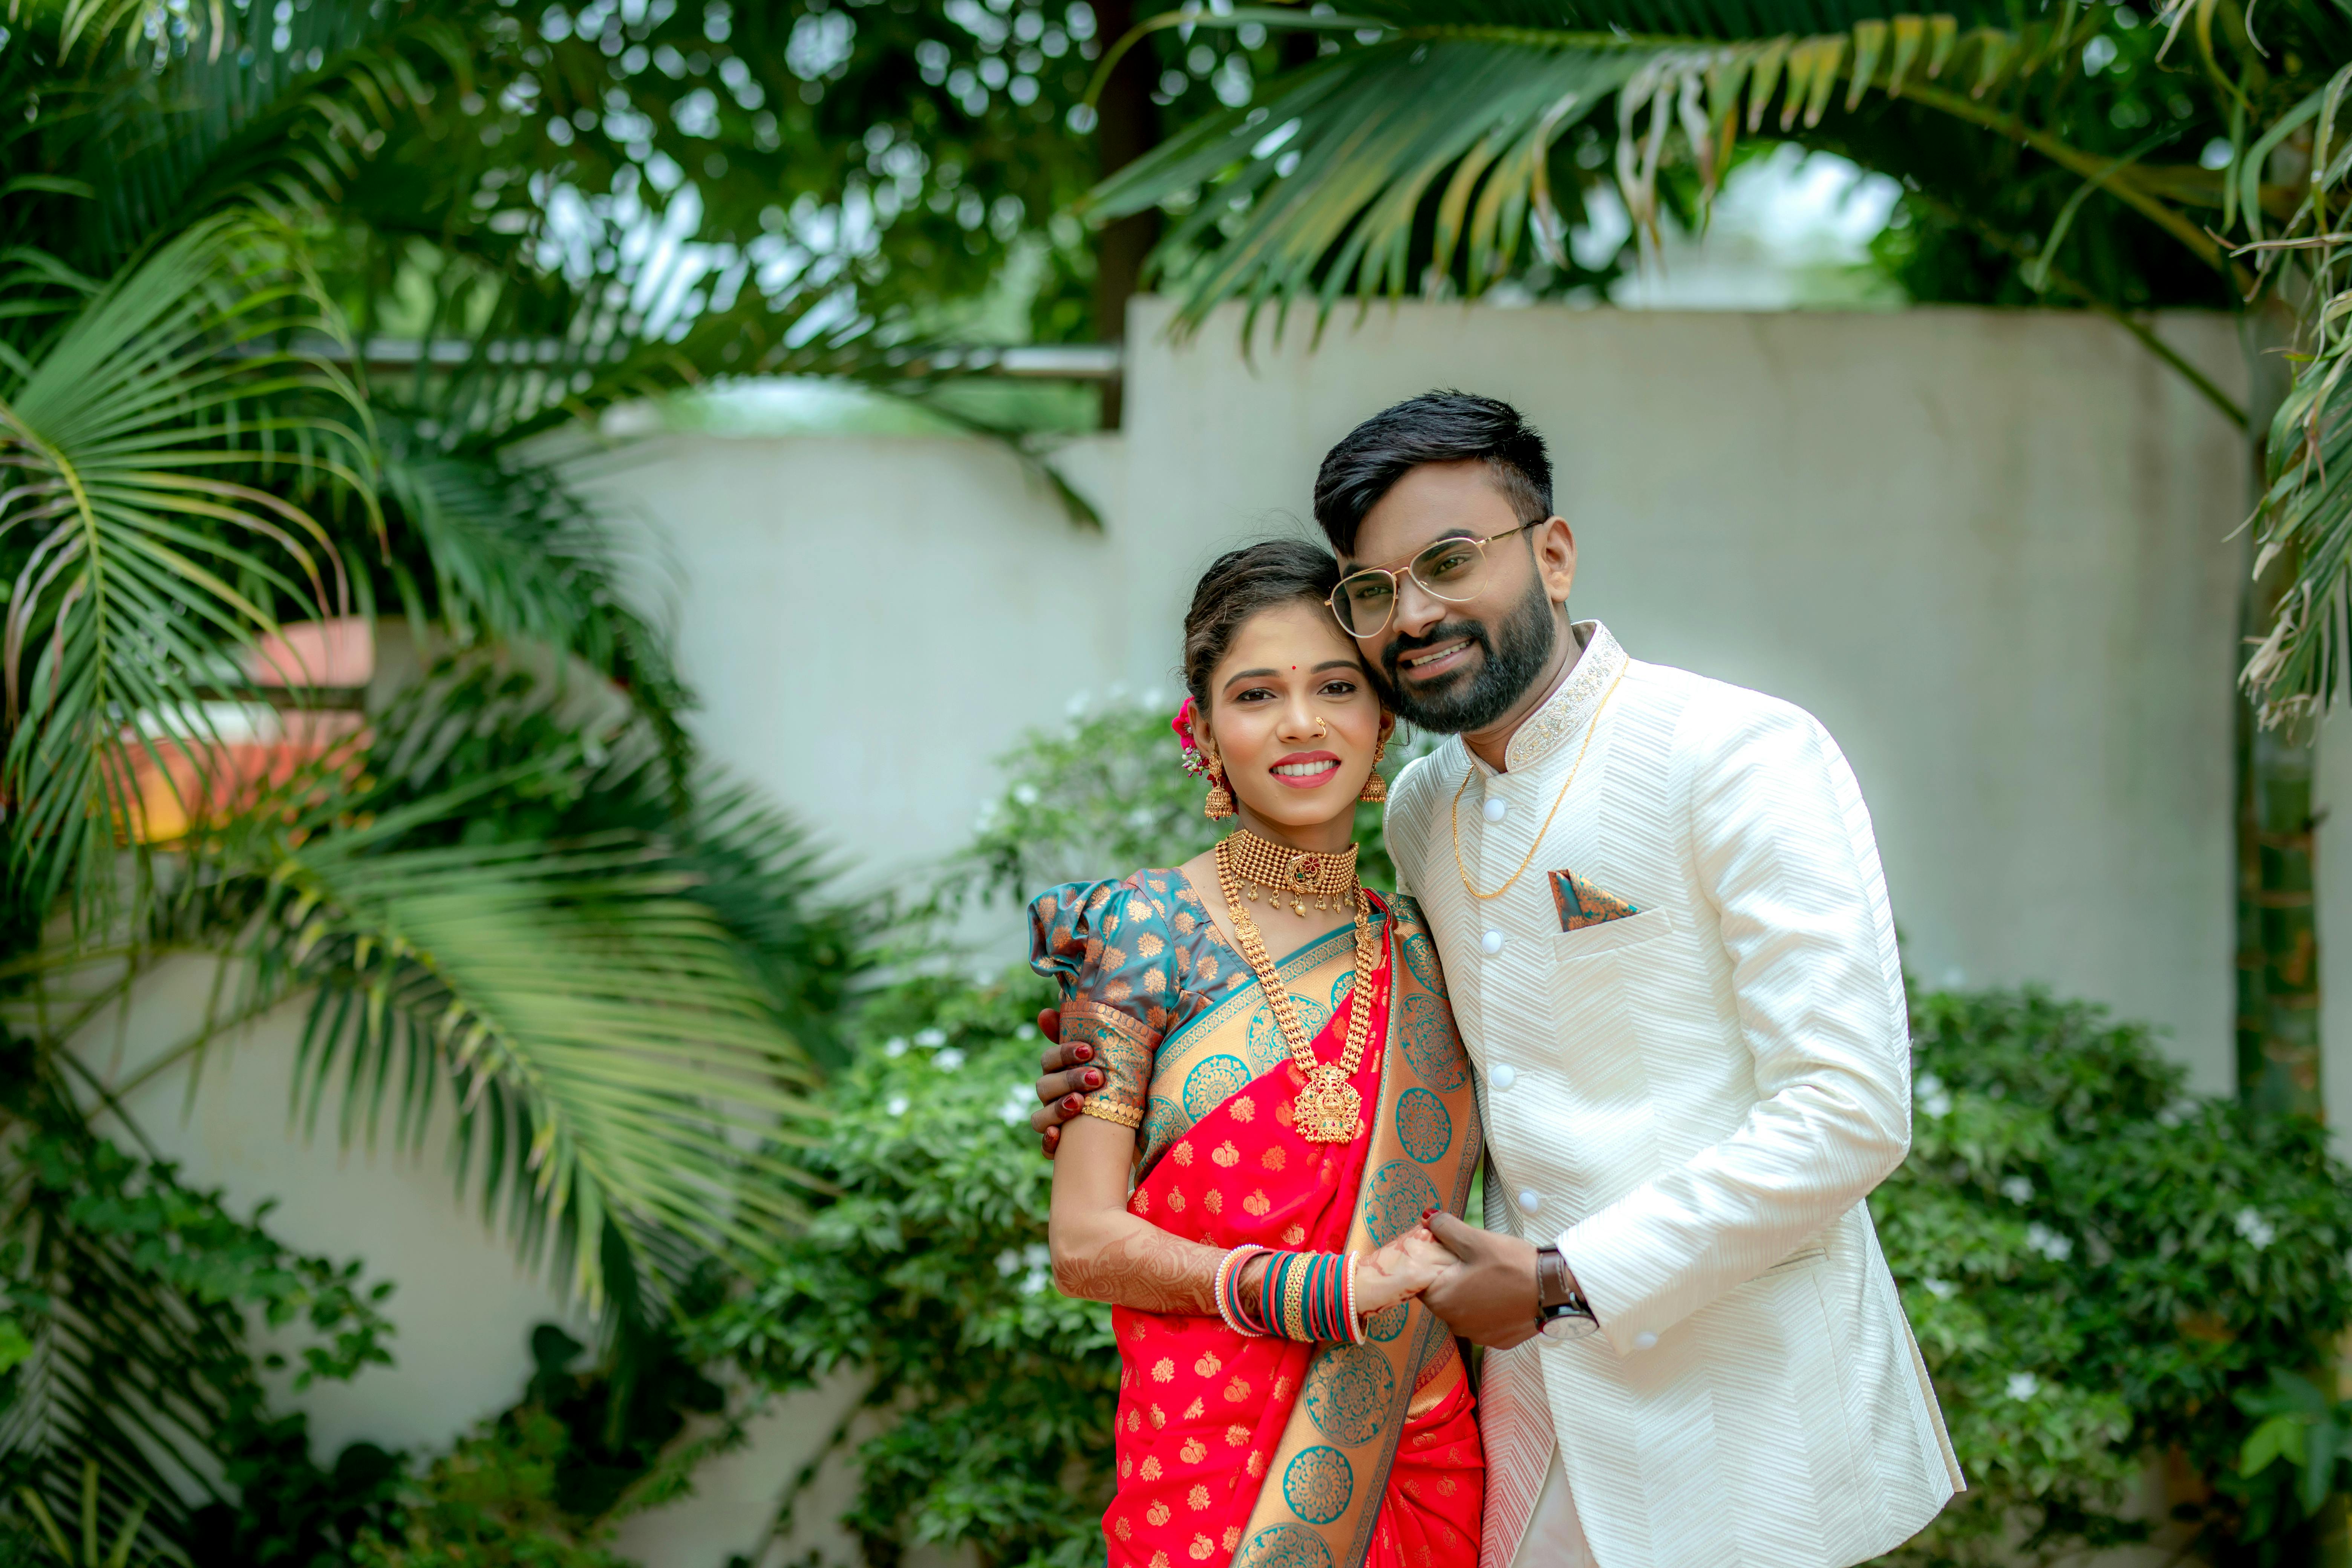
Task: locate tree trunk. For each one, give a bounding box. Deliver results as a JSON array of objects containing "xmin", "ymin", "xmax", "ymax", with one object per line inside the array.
[
  {"xmin": 2237, "ymin": 298, "xmax": 2324, "ymax": 1119},
  {"xmin": 1090, "ymin": 0, "xmax": 1159, "ymax": 430}
]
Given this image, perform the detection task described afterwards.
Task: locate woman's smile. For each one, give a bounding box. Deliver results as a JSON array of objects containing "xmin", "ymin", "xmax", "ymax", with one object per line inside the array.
[{"xmin": 1271, "ymin": 751, "xmax": 1341, "ymax": 787}]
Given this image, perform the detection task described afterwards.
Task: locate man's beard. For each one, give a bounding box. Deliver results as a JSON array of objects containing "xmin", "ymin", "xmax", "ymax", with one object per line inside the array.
[{"xmin": 1378, "ymin": 576, "xmax": 1559, "ymax": 734}]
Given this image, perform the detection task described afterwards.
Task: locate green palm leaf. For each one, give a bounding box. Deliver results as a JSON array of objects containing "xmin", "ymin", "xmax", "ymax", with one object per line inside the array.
[
  {"xmin": 1087, "ymin": 3, "xmax": 2241, "ymax": 332},
  {"xmin": 260, "ymin": 825, "xmax": 822, "ymax": 1306},
  {"xmin": 0, "ymin": 214, "xmax": 369, "ymax": 923}
]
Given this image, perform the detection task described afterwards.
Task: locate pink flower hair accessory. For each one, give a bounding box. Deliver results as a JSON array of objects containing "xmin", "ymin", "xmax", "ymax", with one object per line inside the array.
[{"xmin": 1172, "ymin": 695, "xmax": 1210, "ymax": 775}]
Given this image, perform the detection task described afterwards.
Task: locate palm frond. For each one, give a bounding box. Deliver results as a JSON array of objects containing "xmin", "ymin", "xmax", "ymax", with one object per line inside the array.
[
  {"xmin": 254, "ymin": 822, "xmax": 822, "ymax": 1308},
  {"xmin": 0, "ymin": 214, "xmax": 370, "ymax": 924},
  {"xmin": 1089, "ymin": 3, "xmax": 2245, "ymax": 332},
  {"xmin": 2236, "ymin": 69, "xmax": 2352, "ymax": 727}
]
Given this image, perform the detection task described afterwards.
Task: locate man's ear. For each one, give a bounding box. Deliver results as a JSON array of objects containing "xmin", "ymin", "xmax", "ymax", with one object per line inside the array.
[{"xmin": 1533, "ymin": 516, "xmax": 1577, "ymax": 606}]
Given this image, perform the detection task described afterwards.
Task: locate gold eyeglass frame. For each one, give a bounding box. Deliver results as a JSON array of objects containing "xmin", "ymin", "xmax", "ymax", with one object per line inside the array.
[{"xmin": 1325, "ymin": 519, "xmax": 1544, "ymax": 637}]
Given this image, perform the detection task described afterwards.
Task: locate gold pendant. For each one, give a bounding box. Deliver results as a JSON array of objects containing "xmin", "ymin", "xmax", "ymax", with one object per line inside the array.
[{"xmin": 1293, "ymin": 1066, "xmax": 1362, "ymax": 1144}]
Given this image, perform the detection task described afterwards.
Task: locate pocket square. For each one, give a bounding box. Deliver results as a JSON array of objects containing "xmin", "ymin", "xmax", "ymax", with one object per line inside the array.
[{"xmin": 1550, "ymin": 870, "xmax": 1640, "ymax": 932}]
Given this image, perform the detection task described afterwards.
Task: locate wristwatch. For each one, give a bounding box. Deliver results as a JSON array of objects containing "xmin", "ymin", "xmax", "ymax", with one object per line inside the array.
[{"xmin": 1534, "ymin": 1243, "xmax": 1599, "ymax": 1341}]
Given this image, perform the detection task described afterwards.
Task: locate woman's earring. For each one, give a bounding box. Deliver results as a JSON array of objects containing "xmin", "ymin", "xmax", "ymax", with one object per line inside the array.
[
  {"xmin": 1358, "ymin": 734, "xmax": 1390, "ymax": 804},
  {"xmin": 1204, "ymin": 760, "xmax": 1236, "ymax": 820}
]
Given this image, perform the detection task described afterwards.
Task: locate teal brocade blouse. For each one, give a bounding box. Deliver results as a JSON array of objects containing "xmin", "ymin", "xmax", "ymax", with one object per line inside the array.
[{"xmin": 1026, "ymin": 871, "xmax": 1254, "ymax": 1128}]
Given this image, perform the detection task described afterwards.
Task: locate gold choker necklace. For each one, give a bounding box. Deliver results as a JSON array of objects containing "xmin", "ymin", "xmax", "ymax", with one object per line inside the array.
[{"xmin": 1219, "ymin": 829, "xmax": 1360, "ymax": 917}]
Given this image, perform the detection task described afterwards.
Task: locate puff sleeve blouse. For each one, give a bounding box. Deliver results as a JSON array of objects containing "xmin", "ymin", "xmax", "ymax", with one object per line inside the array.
[{"xmin": 1027, "ymin": 871, "xmax": 1248, "ymax": 1131}]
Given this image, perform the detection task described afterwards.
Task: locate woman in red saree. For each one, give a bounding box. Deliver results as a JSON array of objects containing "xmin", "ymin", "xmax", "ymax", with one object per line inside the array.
[{"xmin": 1035, "ymin": 542, "xmax": 1483, "ymax": 1568}]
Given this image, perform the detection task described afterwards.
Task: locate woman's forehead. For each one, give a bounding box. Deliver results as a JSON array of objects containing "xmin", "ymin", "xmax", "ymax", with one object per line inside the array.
[{"xmin": 1217, "ymin": 600, "xmax": 1357, "ymax": 672}]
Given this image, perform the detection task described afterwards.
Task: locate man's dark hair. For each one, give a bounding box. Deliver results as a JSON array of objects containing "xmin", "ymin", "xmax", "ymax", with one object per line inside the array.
[{"xmin": 1312, "ymin": 390, "xmax": 1552, "ymax": 557}]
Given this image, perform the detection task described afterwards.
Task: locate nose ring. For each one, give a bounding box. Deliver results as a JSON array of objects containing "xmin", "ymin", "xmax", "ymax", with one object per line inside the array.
[{"xmin": 1312, "ymin": 718, "xmax": 1329, "ymax": 738}]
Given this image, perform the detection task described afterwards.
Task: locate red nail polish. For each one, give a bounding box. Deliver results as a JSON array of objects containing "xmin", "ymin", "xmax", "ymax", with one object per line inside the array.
[
  {"xmin": 1064, "ymin": 1095, "xmax": 1082, "ymax": 1111},
  {"xmin": 1421, "ymin": 1206, "xmax": 1439, "ymax": 1220},
  {"xmin": 1086, "ymin": 1070, "xmax": 1103, "ymax": 1087},
  {"xmin": 1075, "ymin": 1044, "xmax": 1093, "ymax": 1061}
]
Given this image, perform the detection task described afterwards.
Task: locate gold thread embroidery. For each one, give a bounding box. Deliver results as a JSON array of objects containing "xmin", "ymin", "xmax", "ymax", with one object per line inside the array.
[{"xmin": 1502, "ymin": 622, "xmax": 1626, "ymax": 772}]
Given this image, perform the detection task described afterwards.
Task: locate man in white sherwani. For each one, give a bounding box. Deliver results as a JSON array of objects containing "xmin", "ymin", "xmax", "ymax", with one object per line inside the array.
[{"xmin": 1035, "ymin": 391, "xmax": 1960, "ymax": 1568}]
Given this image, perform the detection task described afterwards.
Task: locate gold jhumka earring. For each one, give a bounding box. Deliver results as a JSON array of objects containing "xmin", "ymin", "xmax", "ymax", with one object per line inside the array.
[
  {"xmin": 1204, "ymin": 760, "xmax": 1236, "ymax": 819},
  {"xmin": 1359, "ymin": 732, "xmax": 1390, "ymax": 803}
]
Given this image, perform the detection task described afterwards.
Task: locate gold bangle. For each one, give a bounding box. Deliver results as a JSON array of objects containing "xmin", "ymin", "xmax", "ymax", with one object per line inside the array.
[
  {"xmin": 1279, "ymin": 1260, "xmax": 1317, "ymax": 1344},
  {"xmin": 1077, "ymin": 1098, "xmax": 1142, "ymax": 1129}
]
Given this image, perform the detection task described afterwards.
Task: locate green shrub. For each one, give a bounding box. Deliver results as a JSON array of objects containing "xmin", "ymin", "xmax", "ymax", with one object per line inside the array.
[{"xmin": 1875, "ymin": 989, "xmax": 2352, "ymax": 1568}]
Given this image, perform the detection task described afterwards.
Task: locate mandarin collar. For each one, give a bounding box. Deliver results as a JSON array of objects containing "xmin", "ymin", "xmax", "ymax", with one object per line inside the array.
[{"xmin": 1456, "ymin": 620, "xmax": 1628, "ymax": 776}]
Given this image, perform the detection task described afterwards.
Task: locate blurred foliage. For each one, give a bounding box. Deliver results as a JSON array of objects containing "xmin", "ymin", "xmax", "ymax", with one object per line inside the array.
[{"xmin": 1875, "ymin": 989, "xmax": 2352, "ymax": 1568}]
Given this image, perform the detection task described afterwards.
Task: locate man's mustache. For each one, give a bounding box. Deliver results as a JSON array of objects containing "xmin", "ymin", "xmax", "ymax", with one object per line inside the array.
[{"xmin": 1381, "ymin": 620, "xmax": 1493, "ymax": 686}]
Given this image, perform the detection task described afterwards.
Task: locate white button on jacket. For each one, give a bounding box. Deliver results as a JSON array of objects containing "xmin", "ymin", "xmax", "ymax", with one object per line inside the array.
[
  {"xmin": 1483, "ymin": 795, "xmax": 1507, "ymax": 823},
  {"xmin": 1488, "ymin": 1063, "xmax": 1517, "ymax": 1090},
  {"xmin": 1480, "ymin": 929, "xmax": 1504, "ymax": 954}
]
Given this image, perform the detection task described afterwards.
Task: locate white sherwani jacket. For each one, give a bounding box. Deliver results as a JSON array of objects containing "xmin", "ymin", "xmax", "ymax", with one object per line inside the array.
[{"xmin": 1386, "ymin": 623, "xmax": 1961, "ymax": 1568}]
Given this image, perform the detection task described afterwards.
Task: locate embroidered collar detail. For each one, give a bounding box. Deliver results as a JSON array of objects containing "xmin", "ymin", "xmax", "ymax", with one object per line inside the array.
[{"xmin": 1493, "ymin": 620, "xmax": 1627, "ymax": 774}]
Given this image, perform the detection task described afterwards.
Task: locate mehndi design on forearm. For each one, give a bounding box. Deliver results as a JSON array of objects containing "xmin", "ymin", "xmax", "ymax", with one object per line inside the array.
[{"xmin": 1054, "ymin": 1225, "xmax": 1225, "ymax": 1316}]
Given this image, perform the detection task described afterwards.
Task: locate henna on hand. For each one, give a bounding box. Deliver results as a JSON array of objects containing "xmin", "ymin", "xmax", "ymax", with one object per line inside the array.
[{"xmin": 1050, "ymin": 1226, "xmax": 1224, "ymax": 1316}]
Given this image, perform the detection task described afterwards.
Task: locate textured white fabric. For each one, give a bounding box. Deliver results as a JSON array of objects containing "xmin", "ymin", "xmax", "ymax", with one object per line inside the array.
[
  {"xmin": 1510, "ymin": 1448, "xmax": 1597, "ymax": 1568},
  {"xmin": 1388, "ymin": 623, "xmax": 1961, "ymax": 1568}
]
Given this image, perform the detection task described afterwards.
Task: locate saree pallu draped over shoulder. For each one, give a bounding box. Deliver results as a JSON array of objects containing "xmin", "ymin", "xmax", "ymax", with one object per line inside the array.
[{"xmin": 1090, "ymin": 894, "xmax": 1484, "ymax": 1568}]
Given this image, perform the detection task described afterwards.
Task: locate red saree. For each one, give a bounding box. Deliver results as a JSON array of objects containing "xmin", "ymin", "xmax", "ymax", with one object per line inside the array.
[{"xmin": 1039, "ymin": 879, "xmax": 1483, "ymax": 1568}]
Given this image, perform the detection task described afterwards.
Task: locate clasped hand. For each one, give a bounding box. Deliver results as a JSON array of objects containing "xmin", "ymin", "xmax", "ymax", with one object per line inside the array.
[{"xmin": 1033, "ymin": 1008, "xmax": 1545, "ymax": 1349}]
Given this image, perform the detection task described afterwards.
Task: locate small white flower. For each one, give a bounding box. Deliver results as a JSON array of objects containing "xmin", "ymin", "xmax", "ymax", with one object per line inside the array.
[
  {"xmin": 2006, "ymin": 1372, "xmax": 2040, "ymax": 1401},
  {"xmin": 885, "ymin": 1095, "xmax": 910, "ymax": 1117},
  {"xmin": 2000, "ymin": 1176, "xmax": 2035, "ymax": 1205},
  {"xmin": 2236, "ymin": 1207, "xmax": 2278, "ymax": 1250},
  {"xmin": 1025, "ymin": 1243, "xmax": 1051, "ymax": 1269},
  {"xmin": 2024, "ymin": 1223, "xmax": 2074, "ymax": 1263},
  {"xmin": 883, "ymin": 1037, "xmax": 908, "ymax": 1058},
  {"xmin": 996, "ymin": 1249, "xmax": 1022, "ymax": 1276},
  {"xmin": 1012, "ymin": 783, "xmax": 1041, "ymax": 807},
  {"xmin": 1922, "ymin": 1277, "xmax": 1958, "ymax": 1300},
  {"xmin": 915, "ymin": 1028, "xmax": 947, "ymax": 1047},
  {"xmin": 1921, "ymin": 1091, "xmax": 1953, "ymax": 1120},
  {"xmin": 1916, "ymin": 1074, "xmax": 1945, "ymax": 1099},
  {"xmin": 934, "ymin": 1048, "xmax": 966, "ymax": 1072},
  {"xmin": 1014, "ymin": 1023, "xmax": 1037, "ymax": 1041},
  {"xmin": 1019, "ymin": 1268, "xmax": 1050, "ymax": 1296}
]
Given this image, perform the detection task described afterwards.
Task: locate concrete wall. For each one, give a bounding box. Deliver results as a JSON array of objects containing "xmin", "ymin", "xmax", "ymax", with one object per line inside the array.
[{"xmin": 78, "ymin": 299, "xmax": 2260, "ymax": 1566}]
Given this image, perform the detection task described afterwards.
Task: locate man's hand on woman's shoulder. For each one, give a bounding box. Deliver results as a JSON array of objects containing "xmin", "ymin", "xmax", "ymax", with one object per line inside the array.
[{"xmin": 1029, "ymin": 1009, "xmax": 1099, "ymax": 1156}]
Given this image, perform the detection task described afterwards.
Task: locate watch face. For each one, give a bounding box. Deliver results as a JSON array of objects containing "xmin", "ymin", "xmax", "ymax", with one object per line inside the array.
[{"xmin": 1537, "ymin": 1312, "xmax": 1599, "ymax": 1343}]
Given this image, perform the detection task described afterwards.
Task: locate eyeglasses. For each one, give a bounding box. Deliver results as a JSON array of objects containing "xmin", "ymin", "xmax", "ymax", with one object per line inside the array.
[{"xmin": 1326, "ymin": 520, "xmax": 1542, "ymax": 637}]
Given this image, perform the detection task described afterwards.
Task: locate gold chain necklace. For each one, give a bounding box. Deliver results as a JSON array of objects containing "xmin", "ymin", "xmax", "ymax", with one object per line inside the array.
[
  {"xmin": 1451, "ymin": 664, "xmax": 1626, "ymax": 901},
  {"xmin": 1214, "ymin": 832, "xmax": 1378, "ymax": 1143}
]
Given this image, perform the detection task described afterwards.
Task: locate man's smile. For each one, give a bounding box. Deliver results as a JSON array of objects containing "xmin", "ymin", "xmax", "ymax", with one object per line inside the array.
[{"xmin": 1398, "ymin": 639, "xmax": 1477, "ymax": 679}]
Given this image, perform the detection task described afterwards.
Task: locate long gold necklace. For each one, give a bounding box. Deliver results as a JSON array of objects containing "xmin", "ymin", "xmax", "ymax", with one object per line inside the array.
[
  {"xmin": 1450, "ymin": 664, "xmax": 1626, "ymax": 901},
  {"xmin": 1214, "ymin": 831, "xmax": 1378, "ymax": 1144}
]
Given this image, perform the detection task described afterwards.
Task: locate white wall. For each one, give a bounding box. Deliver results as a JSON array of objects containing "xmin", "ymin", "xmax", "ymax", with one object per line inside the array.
[{"xmin": 581, "ymin": 431, "xmax": 1129, "ymax": 895}]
